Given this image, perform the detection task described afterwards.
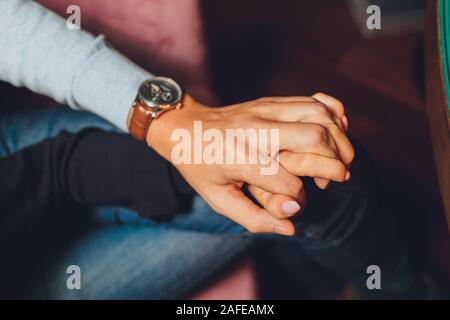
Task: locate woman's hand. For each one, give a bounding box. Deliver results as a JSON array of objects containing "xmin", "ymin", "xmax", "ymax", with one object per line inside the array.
[
  {"xmin": 246, "ymin": 93, "xmax": 354, "ymax": 220},
  {"xmin": 146, "ymin": 94, "xmax": 354, "ymax": 236}
]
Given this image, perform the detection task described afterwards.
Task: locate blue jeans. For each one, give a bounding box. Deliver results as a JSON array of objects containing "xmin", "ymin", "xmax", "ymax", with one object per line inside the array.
[
  {"xmin": 0, "ymin": 108, "xmax": 251, "ymax": 299},
  {"xmin": 0, "ymin": 108, "xmax": 413, "ymax": 299}
]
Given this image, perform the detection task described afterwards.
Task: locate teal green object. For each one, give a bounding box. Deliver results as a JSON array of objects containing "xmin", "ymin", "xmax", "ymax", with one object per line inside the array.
[{"xmin": 440, "ymin": 0, "xmax": 450, "ymax": 113}]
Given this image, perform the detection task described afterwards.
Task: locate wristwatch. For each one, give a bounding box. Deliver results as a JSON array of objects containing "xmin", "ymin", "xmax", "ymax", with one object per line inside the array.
[{"xmin": 128, "ymin": 76, "xmax": 184, "ymax": 141}]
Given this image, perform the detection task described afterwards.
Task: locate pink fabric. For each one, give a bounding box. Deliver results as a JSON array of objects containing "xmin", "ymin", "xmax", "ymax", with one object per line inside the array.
[
  {"xmin": 191, "ymin": 259, "xmax": 257, "ymax": 300},
  {"xmin": 38, "ymin": 0, "xmax": 217, "ymax": 105}
]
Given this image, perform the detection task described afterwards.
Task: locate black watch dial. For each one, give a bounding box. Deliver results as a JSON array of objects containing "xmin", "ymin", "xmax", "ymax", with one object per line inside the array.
[{"xmin": 139, "ymin": 77, "xmax": 183, "ymax": 108}]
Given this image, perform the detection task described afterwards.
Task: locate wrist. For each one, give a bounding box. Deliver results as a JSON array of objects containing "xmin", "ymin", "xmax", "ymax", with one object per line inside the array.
[{"xmin": 145, "ymin": 94, "xmax": 212, "ymax": 161}]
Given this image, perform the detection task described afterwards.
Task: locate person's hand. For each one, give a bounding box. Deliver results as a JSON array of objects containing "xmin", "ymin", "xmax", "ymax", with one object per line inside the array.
[
  {"xmin": 146, "ymin": 94, "xmax": 353, "ymax": 236},
  {"xmin": 247, "ymin": 93, "xmax": 354, "ymax": 220}
]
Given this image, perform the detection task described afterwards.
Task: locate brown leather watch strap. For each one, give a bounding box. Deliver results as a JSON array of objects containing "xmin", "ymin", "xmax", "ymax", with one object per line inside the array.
[{"xmin": 128, "ymin": 101, "xmax": 154, "ymax": 142}]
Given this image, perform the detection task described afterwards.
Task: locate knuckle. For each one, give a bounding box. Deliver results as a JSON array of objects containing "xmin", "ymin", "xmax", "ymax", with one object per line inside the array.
[
  {"xmin": 334, "ymin": 98, "xmax": 345, "ymax": 110},
  {"xmin": 313, "ymin": 92, "xmax": 345, "ymax": 112},
  {"xmin": 311, "ymin": 102, "xmax": 329, "ymax": 117},
  {"xmin": 309, "ymin": 125, "xmax": 329, "ymax": 144},
  {"xmin": 327, "ymin": 123, "xmax": 342, "ymax": 136},
  {"xmin": 333, "ymin": 100, "xmax": 345, "ymax": 113}
]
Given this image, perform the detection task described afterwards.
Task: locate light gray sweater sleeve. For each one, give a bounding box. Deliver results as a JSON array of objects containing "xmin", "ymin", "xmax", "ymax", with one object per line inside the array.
[{"xmin": 0, "ymin": 0, "xmax": 153, "ymax": 131}]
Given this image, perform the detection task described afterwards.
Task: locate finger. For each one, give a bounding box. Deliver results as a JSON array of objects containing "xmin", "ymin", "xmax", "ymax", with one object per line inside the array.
[
  {"xmin": 254, "ymin": 101, "xmax": 331, "ymax": 123},
  {"xmin": 210, "ymin": 184, "xmax": 296, "ymax": 236},
  {"xmin": 279, "ymin": 151, "xmax": 350, "ymax": 182},
  {"xmin": 312, "ymin": 92, "xmax": 346, "ymax": 118},
  {"xmin": 342, "ymin": 115, "xmax": 349, "ymax": 131},
  {"xmin": 293, "ymin": 106, "xmax": 353, "ymax": 165},
  {"xmin": 260, "ymin": 101, "xmax": 352, "ymax": 165},
  {"xmin": 252, "ymin": 101, "xmax": 353, "ymax": 166},
  {"xmin": 323, "ymin": 122, "xmax": 354, "ymax": 166},
  {"xmin": 256, "ymin": 100, "xmax": 347, "ymax": 132},
  {"xmin": 331, "ymin": 114, "xmax": 346, "ymax": 134},
  {"xmin": 257, "ymin": 120, "xmax": 340, "ymax": 160},
  {"xmin": 230, "ymin": 150, "xmax": 304, "ymax": 199},
  {"xmin": 256, "ymin": 96, "xmax": 316, "ymax": 103},
  {"xmin": 314, "ymin": 177, "xmax": 330, "ymax": 190},
  {"xmin": 248, "ymin": 184, "xmax": 306, "ymax": 219},
  {"xmin": 266, "ymin": 103, "xmax": 352, "ymax": 166},
  {"xmin": 256, "ymin": 102, "xmax": 352, "ymax": 164}
]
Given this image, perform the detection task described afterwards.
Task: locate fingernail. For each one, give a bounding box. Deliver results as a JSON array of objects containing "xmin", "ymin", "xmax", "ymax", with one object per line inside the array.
[
  {"xmin": 281, "ymin": 200, "xmax": 301, "ymax": 216},
  {"xmin": 345, "ymin": 171, "xmax": 351, "ymax": 181},
  {"xmin": 274, "ymin": 225, "xmax": 290, "ymax": 236},
  {"xmin": 342, "ymin": 115, "xmax": 349, "ymax": 130}
]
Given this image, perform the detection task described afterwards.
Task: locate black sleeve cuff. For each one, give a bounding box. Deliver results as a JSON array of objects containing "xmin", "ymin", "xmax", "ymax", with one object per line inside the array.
[{"xmin": 66, "ymin": 129, "xmax": 196, "ymax": 219}]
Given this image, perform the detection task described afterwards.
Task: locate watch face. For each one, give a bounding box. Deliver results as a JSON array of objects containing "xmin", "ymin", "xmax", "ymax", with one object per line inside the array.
[{"xmin": 139, "ymin": 77, "xmax": 183, "ymax": 108}]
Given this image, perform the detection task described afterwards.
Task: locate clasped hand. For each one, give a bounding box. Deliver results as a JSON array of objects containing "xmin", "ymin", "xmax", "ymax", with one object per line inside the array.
[{"xmin": 147, "ymin": 93, "xmax": 354, "ymax": 236}]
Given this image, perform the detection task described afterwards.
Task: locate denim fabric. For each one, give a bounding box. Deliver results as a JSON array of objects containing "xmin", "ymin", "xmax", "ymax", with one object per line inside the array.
[
  {"xmin": 0, "ymin": 108, "xmax": 414, "ymax": 299},
  {"xmin": 0, "ymin": 108, "xmax": 251, "ymax": 299}
]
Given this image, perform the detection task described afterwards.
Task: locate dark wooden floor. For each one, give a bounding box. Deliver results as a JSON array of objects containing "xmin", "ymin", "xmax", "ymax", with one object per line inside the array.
[{"xmin": 202, "ymin": 0, "xmax": 450, "ymax": 290}]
